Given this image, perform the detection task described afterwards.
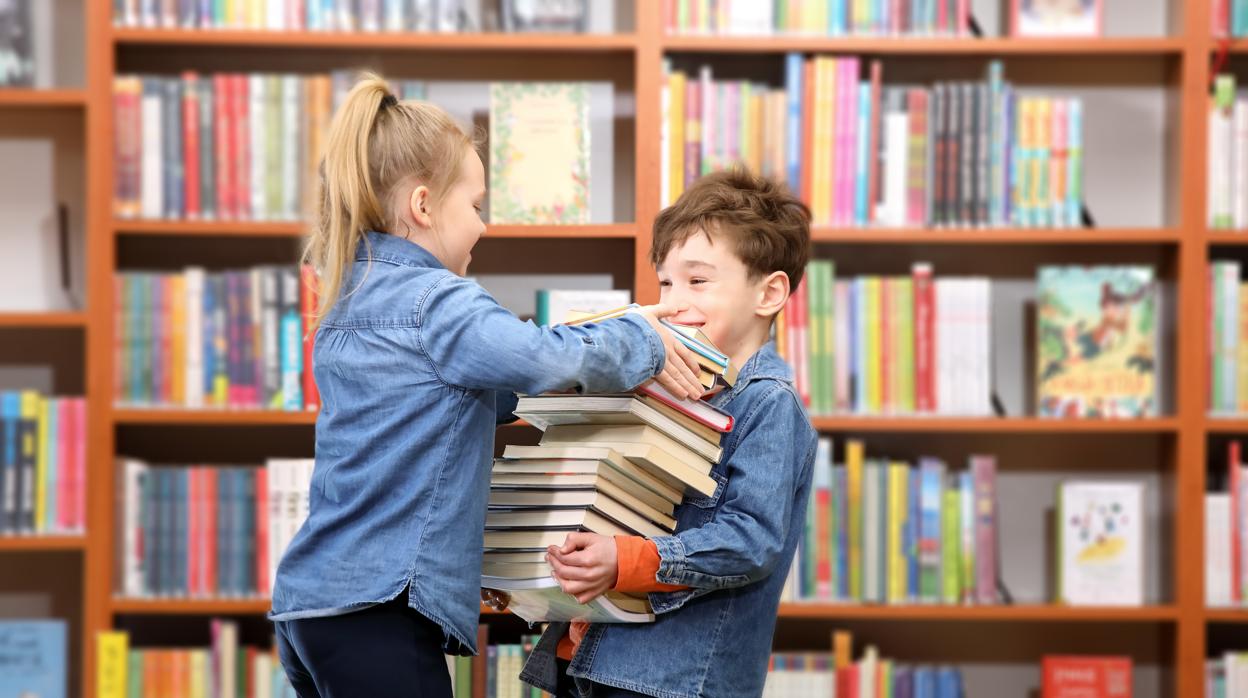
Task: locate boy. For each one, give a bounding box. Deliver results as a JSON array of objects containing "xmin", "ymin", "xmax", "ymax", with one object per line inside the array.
[{"xmin": 515, "ymin": 169, "xmax": 817, "ymax": 698}]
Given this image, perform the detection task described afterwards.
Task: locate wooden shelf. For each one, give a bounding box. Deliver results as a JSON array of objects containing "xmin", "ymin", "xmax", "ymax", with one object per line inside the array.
[
  {"xmin": 776, "ymin": 603, "xmax": 1180, "ymax": 622},
  {"xmin": 662, "ymin": 36, "xmax": 1185, "ymax": 56},
  {"xmin": 1207, "ymin": 229, "xmax": 1248, "ymax": 244},
  {"xmin": 113, "ymin": 408, "xmax": 318, "ymax": 425},
  {"xmin": 112, "ymin": 220, "xmax": 635, "ymax": 239},
  {"xmin": 0, "ymin": 536, "xmax": 87, "ymax": 552},
  {"xmin": 111, "ymin": 598, "xmax": 272, "ymax": 615},
  {"xmin": 1206, "ymin": 609, "xmax": 1248, "ymax": 623},
  {"xmin": 0, "ymin": 88, "xmax": 88, "ymax": 108},
  {"xmin": 810, "ymin": 416, "xmax": 1180, "ymax": 434},
  {"xmin": 0, "ymin": 311, "xmax": 87, "ymax": 328},
  {"xmin": 1204, "ymin": 417, "xmax": 1248, "ymax": 433},
  {"xmin": 812, "ymin": 227, "xmax": 1180, "ymax": 245},
  {"xmin": 111, "ymin": 28, "xmax": 637, "ymax": 52}
]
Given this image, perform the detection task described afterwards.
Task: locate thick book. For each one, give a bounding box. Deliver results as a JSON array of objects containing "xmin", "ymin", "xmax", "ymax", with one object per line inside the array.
[
  {"xmin": 538, "ymin": 425, "xmax": 717, "ymax": 497},
  {"xmin": 485, "ymin": 502, "xmax": 670, "ymax": 538},
  {"xmin": 514, "ymin": 395, "xmax": 722, "ymax": 463},
  {"xmin": 635, "ymin": 380, "xmax": 733, "ymax": 433},
  {"xmin": 488, "ymin": 479, "xmax": 676, "ymax": 532},
  {"xmin": 480, "ymin": 576, "xmax": 653, "ymax": 624},
  {"xmin": 500, "ymin": 443, "xmax": 680, "ymax": 509}
]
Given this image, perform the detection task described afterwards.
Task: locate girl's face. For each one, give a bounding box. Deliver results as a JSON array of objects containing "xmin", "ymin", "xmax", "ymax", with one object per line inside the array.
[{"xmin": 411, "ymin": 149, "xmax": 486, "ymax": 276}]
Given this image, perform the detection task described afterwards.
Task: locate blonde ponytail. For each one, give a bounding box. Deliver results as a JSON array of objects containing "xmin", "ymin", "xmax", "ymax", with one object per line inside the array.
[{"xmin": 303, "ymin": 73, "xmax": 475, "ymax": 327}]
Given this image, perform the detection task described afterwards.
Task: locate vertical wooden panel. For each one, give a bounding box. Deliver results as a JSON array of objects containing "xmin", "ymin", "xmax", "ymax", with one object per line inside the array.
[{"xmin": 634, "ymin": 0, "xmax": 662, "ymax": 304}]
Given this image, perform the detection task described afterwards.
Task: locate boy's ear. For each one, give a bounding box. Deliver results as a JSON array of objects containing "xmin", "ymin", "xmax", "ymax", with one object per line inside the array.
[
  {"xmin": 409, "ymin": 185, "xmax": 434, "ymax": 230},
  {"xmin": 757, "ymin": 270, "xmax": 790, "ymax": 318}
]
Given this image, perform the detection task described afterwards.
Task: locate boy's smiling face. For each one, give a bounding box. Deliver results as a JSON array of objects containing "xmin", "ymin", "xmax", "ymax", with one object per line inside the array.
[{"xmin": 655, "ymin": 226, "xmax": 789, "ymax": 369}]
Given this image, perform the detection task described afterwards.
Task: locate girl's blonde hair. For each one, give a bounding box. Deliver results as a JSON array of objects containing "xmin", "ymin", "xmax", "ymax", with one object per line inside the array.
[{"xmin": 303, "ymin": 72, "xmax": 475, "ymax": 326}]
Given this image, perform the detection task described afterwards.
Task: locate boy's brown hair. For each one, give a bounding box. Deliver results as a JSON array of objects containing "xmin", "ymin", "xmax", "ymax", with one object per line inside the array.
[{"xmin": 650, "ymin": 168, "xmax": 812, "ymax": 288}]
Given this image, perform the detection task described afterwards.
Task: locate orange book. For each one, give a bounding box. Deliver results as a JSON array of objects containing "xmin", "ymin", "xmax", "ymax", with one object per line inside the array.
[
  {"xmin": 1042, "ymin": 656, "xmax": 1132, "ymax": 698},
  {"xmin": 800, "ymin": 58, "xmax": 815, "ymax": 210}
]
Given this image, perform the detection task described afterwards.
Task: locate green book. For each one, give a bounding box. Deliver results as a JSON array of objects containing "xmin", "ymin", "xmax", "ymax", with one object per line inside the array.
[
  {"xmin": 455, "ymin": 655, "xmax": 472, "ymax": 696},
  {"xmin": 127, "ymin": 651, "xmax": 143, "ymax": 698},
  {"xmin": 1214, "ymin": 263, "xmax": 1226, "ymax": 411},
  {"xmin": 266, "ymin": 75, "xmax": 282, "ymax": 219},
  {"xmin": 941, "ymin": 487, "xmax": 961, "ymax": 604}
]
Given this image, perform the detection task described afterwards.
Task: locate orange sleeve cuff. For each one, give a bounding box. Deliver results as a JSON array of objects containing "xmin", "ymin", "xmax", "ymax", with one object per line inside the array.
[{"xmin": 611, "ymin": 536, "xmax": 688, "ymax": 594}]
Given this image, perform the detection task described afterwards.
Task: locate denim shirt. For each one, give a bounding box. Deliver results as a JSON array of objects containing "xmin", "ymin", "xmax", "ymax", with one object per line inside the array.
[
  {"xmin": 269, "ymin": 231, "xmax": 664, "ymax": 654},
  {"xmin": 521, "ymin": 342, "xmax": 817, "ymax": 698}
]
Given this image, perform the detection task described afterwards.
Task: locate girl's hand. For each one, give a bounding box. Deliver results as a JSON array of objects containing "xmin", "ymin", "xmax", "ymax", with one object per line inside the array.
[
  {"xmin": 546, "ymin": 533, "xmax": 619, "ymax": 604},
  {"xmin": 481, "ymin": 588, "xmax": 510, "ymax": 612},
  {"xmin": 631, "ymin": 304, "xmax": 704, "ymax": 400}
]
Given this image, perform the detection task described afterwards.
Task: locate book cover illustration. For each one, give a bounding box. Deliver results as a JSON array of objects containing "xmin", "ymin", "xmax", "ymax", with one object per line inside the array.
[
  {"xmin": 489, "ymin": 82, "xmax": 590, "ymax": 224},
  {"xmin": 1057, "ymin": 481, "xmax": 1144, "ymax": 606},
  {"xmin": 0, "ymin": 0, "xmax": 32, "ymax": 87},
  {"xmin": 1037, "ymin": 266, "xmax": 1157, "ymax": 418},
  {"xmin": 1012, "ymin": 0, "xmax": 1103, "ymax": 37}
]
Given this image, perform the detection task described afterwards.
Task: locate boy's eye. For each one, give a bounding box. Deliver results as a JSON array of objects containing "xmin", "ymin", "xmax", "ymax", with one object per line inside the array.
[
  {"xmin": 690, "ymin": 278, "xmax": 708, "ymax": 285},
  {"xmin": 658, "ymin": 280, "xmax": 672, "ymax": 288}
]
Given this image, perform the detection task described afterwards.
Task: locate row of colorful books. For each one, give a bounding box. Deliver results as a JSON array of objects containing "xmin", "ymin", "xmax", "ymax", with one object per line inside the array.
[
  {"xmin": 1213, "ymin": 1, "xmax": 1248, "ymax": 38},
  {"xmin": 663, "ymin": 0, "xmax": 970, "ymax": 38},
  {"xmin": 776, "ymin": 262, "xmax": 994, "ymax": 417},
  {"xmin": 0, "ymin": 392, "xmax": 87, "ymax": 537},
  {"xmin": 112, "ymin": 0, "xmax": 472, "ymax": 32},
  {"xmin": 779, "ymin": 439, "xmax": 1000, "ymax": 605},
  {"xmin": 96, "ymin": 621, "xmax": 295, "ymax": 698},
  {"xmin": 114, "ymin": 266, "xmax": 319, "ymax": 411},
  {"xmin": 764, "ymin": 656, "xmax": 962, "ymax": 697},
  {"xmin": 448, "ymin": 628, "xmax": 551, "ymax": 698},
  {"xmin": 1206, "ymin": 441, "xmax": 1248, "ymax": 608},
  {"xmin": 661, "ymin": 57, "xmax": 1084, "ymax": 230},
  {"xmin": 1209, "ymin": 74, "xmax": 1248, "ymax": 231},
  {"xmin": 115, "ymin": 458, "xmax": 314, "ymax": 599},
  {"xmin": 1208, "ymin": 652, "xmax": 1248, "ymax": 697},
  {"xmin": 1209, "ymin": 261, "xmax": 1248, "ymax": 415}
]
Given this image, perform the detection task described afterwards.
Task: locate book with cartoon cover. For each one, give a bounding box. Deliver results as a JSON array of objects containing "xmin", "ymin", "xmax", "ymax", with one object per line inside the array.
[
  {"xmin": 1036, "ymin": 266, "xmax": 1157, "ymax": 418},
  {"xmin": 1057, "ymin": 481, "xmax": 1144, "ymax": 606}
]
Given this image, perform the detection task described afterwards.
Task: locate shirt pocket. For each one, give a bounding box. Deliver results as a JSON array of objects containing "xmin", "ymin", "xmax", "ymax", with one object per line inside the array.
[{"xmin": 681, "ymin": 469, "xmax": 729, "ymax": 526}]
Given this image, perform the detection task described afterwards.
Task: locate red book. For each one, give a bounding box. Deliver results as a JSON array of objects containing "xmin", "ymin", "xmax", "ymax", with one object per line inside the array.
[
  {"xmin": 204, "ymin": 468, "xmax": 218, "ymax": 595},
  {"xmin": 866, "ymin": 61, "xmax": 882, "ymax": 225},
  {"xmin": 937, "ymin": 0, "xmax": 948, "ymax": 33},
  {"xmin": 55, "ymin": 399, "xmax": 72, "ymax": 532},
  {"xmin": 880, "ymin": 278, "xmax": 893, "ymax": 414},
  {"xmin": 1042, "ymin": 656, "xmax": 1132, "ymax": 698},
  {"xmin": 795, "ymin": 276, "xmax": 810, "ymax": 406},
  {"xmin": 300, "ymin": 265, "xmax": 320, "ymax": 411},
  {"xmin": 213, "ymin": 74, "xmax": 231, "ymax": 219},
  {"xmin": 956, "ymin": 0, "xmax": 969, "ymax": 34},
  {"xmin": 1232, "ymin": 441, "xmax": 1242, "ymax": 604},
  {"xmin": 913, "ymin": 264, "xmax": 935, "ymax": 413},
  {"xmin": 815, "ymin": 475, "xmax": 831, "ymax": 597},
  {"xmin": 182, "ymin": 72, "xmax": 201, "ymax": 219},
  {"xmin": 842, "ymin": 665, "xmax": 858, "ymax": 698},
  {"xmin": 188, "ymin": 467, "xmax": 200, "ymax": 597},
  {"xmin": 245, "ymin": 647, "xmax": 257, "ymax": 698},
  {"xmin": 71, "ymin": 399, "xmax": 86, "ymax": 532},
  {"xmin": 634, "ymin": 381, "xmax": 733, "ymax": 432},
  {"xmin": 232, "ymin": 74, "xmax": 250, "ymax": 221},
  {"xmin": 1215, "ymin": 0, "xmax": 1230, "ymax": 36},
  {"xmin": 800, "ymin": 58, "xmax": 815, "ymax": 209},
  {"xmin": 893, "ymin": 0, "xmax": 904, "ymax": 34},
  {"xmin": 254, "ymin": 467, "xmax": 269, "ymax": 597}
]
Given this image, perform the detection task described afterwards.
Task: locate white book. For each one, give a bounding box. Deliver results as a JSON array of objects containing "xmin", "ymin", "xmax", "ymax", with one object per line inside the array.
[
  {"xmin": 860, "ymin": 647, "xmax": 878, "ymax": 698},
  {"xmin": 882, "ymin": 111, "xmax": 909, "ymax": 227},
  {"xmin": 140, "ymin": 81, "xmax": 163, "ymax": 219},
  {"xmin": 265, "ymin": 459, "xmax": 284, "ymax": 594},
  {"xmin": 1225, "ymin": 263, "xmax": 1241, "ymax": 414},
  {"xmin": 862, "ymin": 461, "xmax": 882, "ymax": 603},
  {"xmin": 1235, "ymin": 100, "xmax": 1248, "ymax": 229},
  {"xmin": 250, "ymin": 75, "xmax": 266, "ymax": 221},
  {"xmin": 253, "ymin": 653, "xmax": 273, "ymax": 698},
  {"xmin": 1057, "ymin": 480, "xmax": 1145, "ymax": 606},
  {"xmin": 1211, "ymin": 105, "xmax": 1234, "ymax": 227},
  {"xmin": 1206, "ymin": 493, "xmax": 1233, "ymax": 608},
  {"xmin": 480, "ymin": 575, "xmax": 654, "ymax": 624},
  {"xmin": 282, "ymin": 76, "xmax": 302, "ymax": 220},
  {"xmin": 977, "ymin": 278, "xmax": 992, "ymax": 415},
  {"xmin": 268, "ymin": 0, "xmax": 285, "ymax": 30},
  {"xmin": 184, "ymin": 267, "xmax": 205, "ymax": 408},
  {"xmin": 537, "ymin": 289, "xmax": 630, "ymax": 326},
  {"xmin": 120, "ymin": 458, "xmax": 147, "ymax": 598}
]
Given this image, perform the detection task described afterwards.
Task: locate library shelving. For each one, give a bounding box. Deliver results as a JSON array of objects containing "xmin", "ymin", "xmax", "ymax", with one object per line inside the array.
[{"xmin": 0, "ymin": 0, "xmax": 1215, "ymax": 695}]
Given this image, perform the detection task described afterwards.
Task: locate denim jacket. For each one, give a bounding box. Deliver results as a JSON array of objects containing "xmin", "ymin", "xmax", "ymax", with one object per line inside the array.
[
  {"xmin": 520, "ymin": 342, "xmax": 817, "ymax": 698},
  {"xmin": 269, "ymin": 231, "xmax": 664, "ymax": 654}
]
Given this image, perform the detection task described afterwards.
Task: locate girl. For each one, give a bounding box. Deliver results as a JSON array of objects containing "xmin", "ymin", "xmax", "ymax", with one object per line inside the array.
[{"xmin": 269, "ymin": 74, "xmax": 702, "ymax": 698}]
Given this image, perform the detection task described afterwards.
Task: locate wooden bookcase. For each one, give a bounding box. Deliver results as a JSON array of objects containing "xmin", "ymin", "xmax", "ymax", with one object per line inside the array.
[{"xmin": 0, "ymin": 0, "xmax": 1243, "ymax": 695}]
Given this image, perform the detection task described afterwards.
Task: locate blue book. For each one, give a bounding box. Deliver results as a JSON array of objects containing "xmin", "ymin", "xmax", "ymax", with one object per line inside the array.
[
  {"xmin": 660, "ymin": 321, "xmax": 728, "ymax": 366},
  {"xmin": 830, "ymin": 0, "xmax": 846, "ymax": 35},
  {"xmin": 914, "ymin": 666, "xmax": 937, "ymax": 698},
  {"xmin": 280, "ymin": 267, "xmax": 304, "ymax": 411},
  {"xmin": 0, "ymin": 392, "xmax": 18, "ymax": 533},
  {"xmin": 142, "ymin": 466, "xmax": 157, "ymax": 595},
  {"xmin": 165, "ymin": 78, "xmax": 184, "ymax": 219},
  {"xmin": 218, "ymin": 467, "xmax": 232, "ymax": 597},
  {"xmin": 162, "ymin": 468, "xmax": 177, "ymax": 597},
  {"xmin": 907, "ymin": 467, "xmax": 921, "ymax": 601},
  {"xmin": 213, "ymin": 274, "xmax": 229, "ymax": 405},
  {"xmin": 855, "ymin": 83, "xmax": 871, "ymax": 226},
  {"xmin": 175, "ymin": 468, "xmax": 189, "ymax": 596},
  {"xmin": 1066, "ymin": 98, "xmax": 1083, "ymax": 227},
  {"xmin": 1002, "ymin": 86, "xmax": 1015, "ymax": 226},
  {"xmin": 894, "ymin": 666, "xmax": 914, "ymax": 698},
  {"xmin": 918, "ymin": 458, "xmax": 945, "ymax": 603},
  {"xmin": 784, "ymin": 53, "xmax": 803, "ymax": 194},
  {"xmin": 0, "ymin": 620, "xmax": 66, "ymax": 698},
  {"xmin": 240, "ymin": 468, "xmax": 255, "ymax": 597},
  {"xmin": 936, "ymin": 666, "xmax": 962, "ymax": 698},
  {"xmin": 202, "ymin": 273, "xmax": 216, "ymax": 403}
]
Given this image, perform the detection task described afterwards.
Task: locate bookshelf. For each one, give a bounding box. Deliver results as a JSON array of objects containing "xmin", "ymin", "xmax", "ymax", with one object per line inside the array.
[{"xmin": 0, "ymin": 0, "xmax": 1216, "ymax": 695}]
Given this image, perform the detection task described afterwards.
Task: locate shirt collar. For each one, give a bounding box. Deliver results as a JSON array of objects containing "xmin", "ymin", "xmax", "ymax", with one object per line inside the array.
[
  {"xmin": 711, "ymin": 341, "xmax": 792, "ymax": 406},
  {"xmin": 354, "ymin": 230, "xmax": 446, "ymax": 270}
]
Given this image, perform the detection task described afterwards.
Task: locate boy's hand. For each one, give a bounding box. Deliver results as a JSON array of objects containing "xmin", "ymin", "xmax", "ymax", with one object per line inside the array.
[
  {"xmin": 630, "ymin": 304, "xmax": 704, "ymax": 400},
  {"xmin": 546, "ymin": 533, "xmax": 619, "ymax": 604},
  {"xmin": 481, "ymin": 588, "xmax": 510, "ymax": 612}
]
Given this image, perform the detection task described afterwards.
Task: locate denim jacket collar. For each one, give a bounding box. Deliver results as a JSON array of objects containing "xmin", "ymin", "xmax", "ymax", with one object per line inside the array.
[
  {"xmin": 355, "ymin": 230, "xmax": 446, "ymax": 270},
  {"xmin": 713, "ymin": 340, "xmax": 792, "ymax": 406}
]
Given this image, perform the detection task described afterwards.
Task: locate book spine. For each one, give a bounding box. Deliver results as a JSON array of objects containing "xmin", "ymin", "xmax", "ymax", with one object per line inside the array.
[
  {"xmin": 234, "ymin": 73, "xmax": 251, "ymax": 221},
  {"xmin": 281, "ymin": 267, "xmax": 305, "ymax": 411},
  {"xmin": 182, "ymin": 73, "xmax": 201, "ymax": 219},
  {"xmin": 847, "ymin": 440, "xmax": 864, "ymax": 601},
  {"xmin": 213, "ymin": 75, "xmax": 230, "ymax": 219},
  {"xmin": 301, "ymin": 266, "xmax": 320, "ymax": 410},
  {"xmin": 249, "ymin": 74, "xmax": 266, "ymax": 221},
  {"xmin": 887, "ymin": 463, "xmax": 906, "ymax": 604},
  {"xmin": 1234, "ymin": 441, "xmax": 1243, "ymax": 605},
  {"xmin": 971, "ymin": 455, "xmax": 996, "ymax": 604}
]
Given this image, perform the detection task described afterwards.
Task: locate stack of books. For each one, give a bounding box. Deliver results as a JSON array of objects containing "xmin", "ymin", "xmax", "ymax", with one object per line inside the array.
[{"xmin": 481, "ymin": 307, "xmax": 735, "ymax": 623}]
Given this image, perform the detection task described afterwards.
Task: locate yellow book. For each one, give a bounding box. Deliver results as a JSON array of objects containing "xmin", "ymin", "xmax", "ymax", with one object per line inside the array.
[
  {"xmin": 1035, "ymin": 98, "xmax": 1052, "ymax": 224},
  {"xmin": 97, "ymin": 631, "xmax": 130, "ymax": 698},
  {"xmin": 811, "ymin": 0, "xmax": 828, "ymax": 36},
  {"xmin": 669, "ymin": 70, "xmax": 686, "ymax": 203},
  {"xmin": 847, "ymin": 439, "xmax": 865, "ymax": 601},
  {"xmin": 775, "ymin": 307, "xmax": 787, "ymax": 360},
  {"xmin": 1240, "ymin": 285, "xmax": 1248, "ymax": 413},
  {"xmin": 35, "ymin": 396, "xmax": 48, "ymax": 533},
  {"xmin": 887, "ymin": 462, "xmax": 908, "ymax": 604},
  {"xmin": 20, "ymin": 390, "xmax": 38, "ymax": 530},
  {"xmin": 832, "ymin": 630, "xmax": 853, "ymax": 671},
  {"xmin": 250, "ymin": 0, "xmax": 263, "ymax": 28},
  {"xmin": 189, "ymin": 650, "xmax": 207, "ymax": 698},
  {"xmin": 170, "ymin": 275, "xmax": 186, "ymax": 406},
  {"xmin": 866, "ymin": 277, "xmax": 882, "ymax": 413}
]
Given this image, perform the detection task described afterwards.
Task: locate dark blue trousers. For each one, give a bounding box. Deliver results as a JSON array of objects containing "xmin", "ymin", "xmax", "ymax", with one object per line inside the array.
[{"xmin": 275, "ymin": 595, "xmax": 452, "ymax": 698}]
